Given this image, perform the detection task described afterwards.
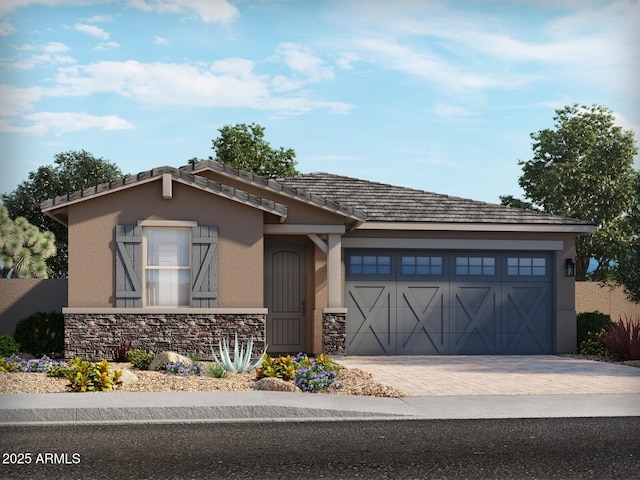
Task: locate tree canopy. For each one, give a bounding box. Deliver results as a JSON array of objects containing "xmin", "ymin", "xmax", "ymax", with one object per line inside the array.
[
  {"xmin": 210, "ymin": 123, "xmax": 299, "ymax": 179},
  {"xmin": 1, "ymin": 150, "xmax": 124, "ymax": 277},
  {"xmin": 0, "ymin": 206, "xmax": 56, "ymax": 278},
  {"xmin": 501, "ymin": 104, "xmax": 638, "ymax": 283}
]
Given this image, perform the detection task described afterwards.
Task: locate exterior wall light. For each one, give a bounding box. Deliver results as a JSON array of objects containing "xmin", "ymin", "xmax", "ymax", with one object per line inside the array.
[{"xmin": 565, "ymin": 258, "xmax": 576, "ymax": 277}]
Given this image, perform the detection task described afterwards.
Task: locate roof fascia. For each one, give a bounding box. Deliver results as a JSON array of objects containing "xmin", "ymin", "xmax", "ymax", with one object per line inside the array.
[{"xmin": 356, "ymin": 222, "xmax": 596, "ymax": 233}]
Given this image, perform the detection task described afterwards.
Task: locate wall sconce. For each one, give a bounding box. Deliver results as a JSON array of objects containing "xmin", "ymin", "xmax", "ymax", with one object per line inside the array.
[{"xmin": 565, "ymin": 258, "xmax": 576, "ymax": 277}]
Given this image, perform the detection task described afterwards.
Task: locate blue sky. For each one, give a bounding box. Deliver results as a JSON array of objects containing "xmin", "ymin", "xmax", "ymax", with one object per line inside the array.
[{"xmin": 1, "ymin": 0, "xmax": 638, "ymax": 203}]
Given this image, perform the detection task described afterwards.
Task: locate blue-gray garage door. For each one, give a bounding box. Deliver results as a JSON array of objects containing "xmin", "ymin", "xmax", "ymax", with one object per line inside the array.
[{"xmin": 345, "ymin": 250, "xmax": 553, "ymax": 355}]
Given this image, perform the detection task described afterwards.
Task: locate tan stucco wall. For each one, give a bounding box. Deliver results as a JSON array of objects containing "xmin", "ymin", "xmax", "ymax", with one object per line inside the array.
[
  {"xmin": 67, "ymin": 179, "xmax": 264, "ymax": 308},
  {"xmin": 0, "ymin": 279, "xmax": 68, "ymax": 335},
  {"xmin": 576, "ymin": 282, "xmax": 640, "ymax": 320}
]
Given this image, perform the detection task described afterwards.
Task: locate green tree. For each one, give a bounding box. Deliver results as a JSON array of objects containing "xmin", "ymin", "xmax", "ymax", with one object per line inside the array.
[
  {"xmin": 1, "ymin": 150, "xmax": 124, "ymax": 277},
  {"xmin": 501, "ymin": 104, "xmax": 638, "ymax": 281},
  {"xmin": 211, "ymin": 123, "xmax": 299, "ymax": 179},
  {"xmin": 612, "ymin": 174, "xmax": 640, "ymax": 303},
  {"xmin": 0, "ymin": 206, "xmax": 56, "ymax": 278}
]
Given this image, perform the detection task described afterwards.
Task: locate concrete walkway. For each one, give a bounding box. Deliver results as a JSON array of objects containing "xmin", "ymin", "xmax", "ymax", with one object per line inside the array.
[
  {"xmin": 1, "ymin": 356, "xmax": 639, "ymax": 425},
  {"xmin": 334, "ymin": 355, "xmax": 640, "ymax": 396}
]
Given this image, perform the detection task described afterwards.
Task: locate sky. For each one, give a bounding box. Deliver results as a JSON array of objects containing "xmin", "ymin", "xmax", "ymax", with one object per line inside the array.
[{"xmin": 1, "ymin": 0, "xmax": 639, "ymax": 204}]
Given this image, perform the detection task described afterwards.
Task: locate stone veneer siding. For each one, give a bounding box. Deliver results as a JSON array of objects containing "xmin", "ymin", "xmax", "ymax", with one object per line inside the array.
[
  {"xmin": 322, "ymin": 311, "xmax": 346, "ymax": 356},
  {"xmin": 64, "ymin": 313, "xmax": 266, "ymax": 361}
]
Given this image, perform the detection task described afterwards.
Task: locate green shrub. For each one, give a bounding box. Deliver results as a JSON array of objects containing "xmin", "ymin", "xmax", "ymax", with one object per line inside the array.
[
  {"xmin": 126, "ymin": 349, "xmax": 154, "ymax": 370},
  {"xmin": 13, "ymin": 311, "xmax": 64, "ymax": 357},
  {"xmin": 578, "ymin": 336, "xmax": 611, "ymax": 356},
  {"xmin": 576, "ymin": 311, "xmax": 614, "ymax": 353},
  {"xmin": 0, "ymin": 335, "xmax": 20, "ymax": 357},
  {"xmin": 205, "ymin": 362, "xmax": 228, "ymax": 378},
  {"xmin": 65, "ymin": 358, "xmax": 122, "ymax": 392},
  {"xmin": 255, "ymin": 354, "xmax": 298, "ymax": 381},
  {"xmin": 601, "ymin": 317, "xmax": 640, "ymax": 361}
]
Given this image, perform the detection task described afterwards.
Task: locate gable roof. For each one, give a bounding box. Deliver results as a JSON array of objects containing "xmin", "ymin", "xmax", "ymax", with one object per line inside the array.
[
  {"xmin": 182, "ymin": 160, "xmax": 367, "ymax": 223},
  {"xmin": 41, "ymin": 166, "xmax": 288, "ymax": 226},
  {"xmin": 278, "ymin": 172, "xmax": 595, "ymax": 232}
]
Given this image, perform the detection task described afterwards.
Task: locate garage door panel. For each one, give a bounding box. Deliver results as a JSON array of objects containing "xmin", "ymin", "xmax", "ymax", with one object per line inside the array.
[
  {"xmin": 504, "ymin": 284, "xmax": 552, "ymax": 354},
  {"xmin": 451, "ymin": 284, "xmax": 501, "ymax": 354},
  {"xmin": 346, "ymin": 284, "xmax": 394, "ymax": 355},
  {"xmin": 397, "ymin": 285, "xmax": 448, "ymax": 354}
]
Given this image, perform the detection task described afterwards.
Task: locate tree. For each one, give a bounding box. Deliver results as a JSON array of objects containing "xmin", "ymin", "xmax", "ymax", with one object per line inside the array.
[
  {"xmin": 501, "ymin": 104, "xmax": 638, "ymax": 281},
  {"xmin": 210, "ymin": 123, "xmax": 299, "ymax": 179},
  {"xmin": 1, "ymin": 150, "xmax": 124, "ymax": 277},
  {"xmin": 0, "ymin": 206, "xmax": 56, "ymax": 278},
  {"xmin": 612, "ymin": 173, "xmax": 640, "ymax": 303}
]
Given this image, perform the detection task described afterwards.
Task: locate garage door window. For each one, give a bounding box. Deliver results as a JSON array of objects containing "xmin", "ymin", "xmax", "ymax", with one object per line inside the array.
[
  {"xmin": 507, "ymin": 257, "xmax": 546, "ymax": 276},
  {"xmin": 401, "ymin": 256, "xmax": 443, "ymax": 275},
  {"xmin": 349, "ymin": 255, "xmax": 391, "ymax": 275},
  {"xmin": 456, "ymin": 256, "xmax": 495, "ymax": 276}
]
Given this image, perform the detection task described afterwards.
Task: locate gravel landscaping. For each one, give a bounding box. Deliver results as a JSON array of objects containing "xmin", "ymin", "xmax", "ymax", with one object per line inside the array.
[{"xmin": 0, "ymin": 362, "xmax": 405, "ymax": 397}]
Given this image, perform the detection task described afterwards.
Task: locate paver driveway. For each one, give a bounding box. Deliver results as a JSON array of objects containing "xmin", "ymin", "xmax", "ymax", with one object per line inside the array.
[{"xmin": 335, "ymin": 355, "xmax": 640, "ymax": 396}]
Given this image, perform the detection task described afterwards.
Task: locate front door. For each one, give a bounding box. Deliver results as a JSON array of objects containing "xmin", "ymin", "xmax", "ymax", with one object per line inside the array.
[{"xmin": 265, "ymin": 244, "xmax": 307, "ymax": 353}]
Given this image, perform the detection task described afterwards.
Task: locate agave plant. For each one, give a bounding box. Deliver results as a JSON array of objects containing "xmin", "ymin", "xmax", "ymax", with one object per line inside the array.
[{"xmin": 210, "ymin": 333, "xmax": 267, "ymax": 373}]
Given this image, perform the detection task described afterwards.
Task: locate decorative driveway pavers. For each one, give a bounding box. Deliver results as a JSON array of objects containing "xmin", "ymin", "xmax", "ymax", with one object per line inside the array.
[{"xmin": 335, "ymin": 355, "xmax": 640, "ymax": 396}]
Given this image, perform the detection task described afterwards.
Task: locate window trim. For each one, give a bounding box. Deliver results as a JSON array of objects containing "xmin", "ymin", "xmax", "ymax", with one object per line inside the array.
[{"xmin": 142, "ymin": 227, "xmax": 193, "ymax": 307}]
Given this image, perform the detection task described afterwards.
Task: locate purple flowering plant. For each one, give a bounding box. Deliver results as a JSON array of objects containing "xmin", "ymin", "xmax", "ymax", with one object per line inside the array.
[
  {"xmin": 4, "ymin": 354, "xmax": 66, "ymax": 374},
  {"xmin": 159, "ymin": 361, "xmax": 204, "ymax": 376}
]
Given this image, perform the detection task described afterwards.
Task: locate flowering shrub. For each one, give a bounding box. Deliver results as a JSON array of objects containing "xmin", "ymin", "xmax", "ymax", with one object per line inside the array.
[
  {"xmin": 158, "ymin": 361, "xmax": 204, "ymax": 376},
  {"xmin": 13, "ymin": 311, "xmax": 64, "ymax": 358},
  {"xmin": 257, "ymin": 353, "xmax": 343, "ymax": 393},
  {"xmin": 295, "ymin": 362, "xmax": 342, "ymax": 393},
  {"xmin": 3, "ymin": 354, "xmax": 66, "ymax": 373}
]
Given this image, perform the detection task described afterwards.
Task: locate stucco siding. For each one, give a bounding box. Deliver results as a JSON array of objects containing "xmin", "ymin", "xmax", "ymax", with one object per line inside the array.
[
  {"xmin": 576, "ymin": 282, "xmax": 640, "ymax": 320},
  {"xmin": 67, "ymin": 179, "xmax": 264, "ymax": 308}
]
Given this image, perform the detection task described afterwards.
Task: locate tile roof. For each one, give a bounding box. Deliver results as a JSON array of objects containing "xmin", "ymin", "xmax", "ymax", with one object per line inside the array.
[
  {"xmin": 41, "ymin": 166, "xmax": 288, "ymax": 225},
  {"xmin": 182, "ymin": 160, "xmax": 367, "ymax": 222},
  {"xmin": 278, "ymin": 172, "xmax": 594, "ymax": 226}
]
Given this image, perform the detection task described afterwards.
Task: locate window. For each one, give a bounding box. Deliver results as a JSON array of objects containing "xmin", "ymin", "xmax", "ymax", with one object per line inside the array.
[
  {"xmin": 401, "ymin": 256, "xmax": 443, "ymax": 275},
  {"xmin": 350, "ymin": 255, "xmax": 391, "ymax": 275},
  {"xmin": 507, "ymin": 257, "xmax": 546, "ymax": 276},
  {"xmin": 144, "ymin": 229, "xmax": 191, "ymax": 306},
  {"xmin": 456, "ymin": 256, "xmax": 495, "ymax": 276},
  {"xmin": 115, "ymin": 223, "xmax": 218, "ymax": 308}
]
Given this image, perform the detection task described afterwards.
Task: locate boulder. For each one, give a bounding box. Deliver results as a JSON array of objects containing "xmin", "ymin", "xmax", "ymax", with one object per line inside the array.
[
  {"xmin": 252, "ymin": 377, "xmax": 301, "ymax": 393},
  {"xmin": 148, "ymin": 351, "xmax": 192, "ymax": 371},
  {"xmin": 118, "ymin": 369, "xmax": 139, "ymax": 387}
]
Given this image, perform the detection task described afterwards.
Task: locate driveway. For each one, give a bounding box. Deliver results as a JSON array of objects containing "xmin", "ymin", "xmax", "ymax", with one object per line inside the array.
[{"xmin": 335, "ymin": 355, "xmax": 640, "ymax": 396}]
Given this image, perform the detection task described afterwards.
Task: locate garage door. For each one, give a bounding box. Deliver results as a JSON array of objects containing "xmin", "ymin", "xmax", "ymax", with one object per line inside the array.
[{"xmin": 345, "ymin": 250, "xmax": 552, "ymax": 355}]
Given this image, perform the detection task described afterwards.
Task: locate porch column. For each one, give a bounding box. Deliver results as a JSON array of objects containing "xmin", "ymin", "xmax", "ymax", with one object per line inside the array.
[{"xmin": 327, "ymin": 233, "xmax": 342, "ymax": 308}]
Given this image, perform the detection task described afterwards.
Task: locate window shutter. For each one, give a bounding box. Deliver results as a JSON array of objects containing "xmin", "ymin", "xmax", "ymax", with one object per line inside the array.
[
  {"xmin": 115, "ymin": 224, "xmax": 143, "ymax": 307},
  {"xmin": 192, "ymin": 226, "xmax": 218, "ymax": 307}
]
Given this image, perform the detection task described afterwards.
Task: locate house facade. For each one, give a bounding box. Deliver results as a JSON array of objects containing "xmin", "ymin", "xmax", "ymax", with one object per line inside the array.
[{"xmin": 41, "ymin": 160, "xmax": 594, "ymax": 360}]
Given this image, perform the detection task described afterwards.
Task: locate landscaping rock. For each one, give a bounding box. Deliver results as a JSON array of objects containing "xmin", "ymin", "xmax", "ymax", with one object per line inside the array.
[
  {"xmin": 118, "ymin": 369, "xmax": 139, "ymax": 387},
  {"xmin": 252, "ymin": 377, "xmax": 301, "ymax": 393},
  {"xmin": 148, "ymin": 351, "xmax": 192, "ymax": 371}
]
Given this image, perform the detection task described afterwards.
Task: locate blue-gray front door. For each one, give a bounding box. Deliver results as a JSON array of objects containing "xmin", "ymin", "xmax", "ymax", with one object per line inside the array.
[
  {"xmin": 265, "ymin": 244, "xmax": 307, "ymax": 353},
  {"xmin": 345, "ymin": 250, "xmax": 552, "ymax": 355}
]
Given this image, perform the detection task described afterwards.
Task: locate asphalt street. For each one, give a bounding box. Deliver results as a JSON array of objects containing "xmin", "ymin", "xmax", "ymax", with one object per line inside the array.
[{"xmin": 2, "ymin": 417, "xmax": 639, "ymax": 479}]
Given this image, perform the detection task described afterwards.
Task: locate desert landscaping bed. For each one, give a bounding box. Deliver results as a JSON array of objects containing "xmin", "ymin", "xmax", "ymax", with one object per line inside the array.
[{"xmin": 0, "ymin": 363, "xmax": 405, "ymax": 397}]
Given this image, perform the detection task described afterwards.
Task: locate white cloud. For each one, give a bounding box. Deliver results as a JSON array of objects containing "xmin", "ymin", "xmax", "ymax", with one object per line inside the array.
[
  {"xmin": 275, "ymin": 43, "xmax": 334, "ymax": 82},
  {"xmin": 127, "ymin": 0, "xmax": 239, "ymax": 23},
  {"xmin": 335, "ymin": 52, "xmax": 359, "ymax": 70},
  {"xmin": 43, "ymin": 42, "xmax": 70, "ymax": 54},
  {"xmin": 153, "ymin": 36, "xmax": 170, "ymax": 45},
  {"xmin": 2, "ymin": 112, "xmax": 134, "ymax": 135},
  {"xmin": 356, "ymin": 37, "xmax": 533, "ymax": 91},
  {"xmin": 82, "ymin": 14, "xmax": 113, "ymax": 23},
  {"xmin": 0, "ymin": 84, "xmax": 43, "ymax": 117},
  {"xmin": 73, "ymin": 23, "xmax": 109, "ymax": 40},
  {"xmin": 94, "ymin": 41, "xmax": 120, "ymax": 50}
]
